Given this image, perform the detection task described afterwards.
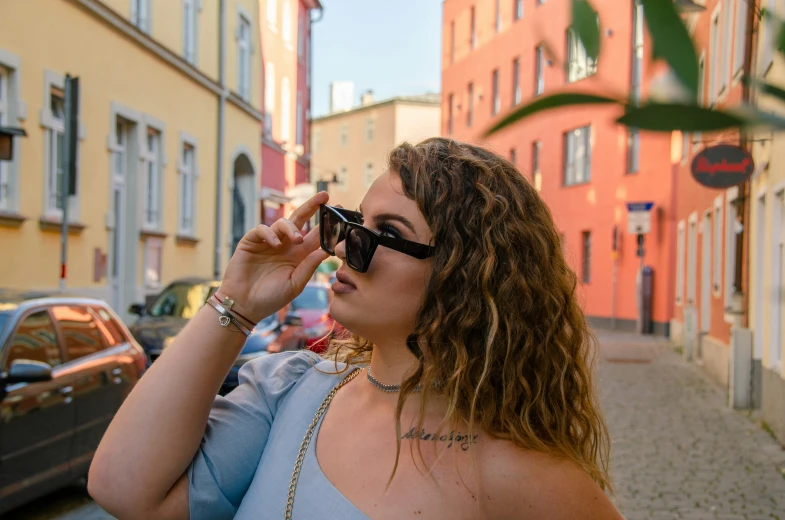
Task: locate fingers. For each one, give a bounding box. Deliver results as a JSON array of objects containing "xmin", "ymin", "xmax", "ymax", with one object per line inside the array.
[
  {"xmin": 287, "ymin": 191, "xmax": 329, "ymax": 230},
  {"xmin": 291, "ymin": 248, "xmax": 330, "ymax": 293},
  {"xmin": 271, "ymin": 217, "xmax": 303, "ymax": 245},
  {"xmin": 247, "ymin": 224, "xmax": 281, "ymax": 247}
]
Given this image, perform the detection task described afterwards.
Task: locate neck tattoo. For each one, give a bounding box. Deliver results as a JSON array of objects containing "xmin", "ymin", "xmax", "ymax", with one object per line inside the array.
[{"xmin": 400, "ymin": 427, "xmax": 480, "ymax": 450}]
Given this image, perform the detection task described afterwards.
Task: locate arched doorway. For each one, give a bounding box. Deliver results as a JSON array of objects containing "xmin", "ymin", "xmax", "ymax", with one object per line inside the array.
[{"xmin": 231, "ymin": 153, "xmax": 256, "ymax": 254}]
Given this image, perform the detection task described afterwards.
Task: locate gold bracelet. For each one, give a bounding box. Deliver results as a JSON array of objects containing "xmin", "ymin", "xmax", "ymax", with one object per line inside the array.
[{"xmin": 205, "ymin": 296, "xmax": 252, "ymax": 336}]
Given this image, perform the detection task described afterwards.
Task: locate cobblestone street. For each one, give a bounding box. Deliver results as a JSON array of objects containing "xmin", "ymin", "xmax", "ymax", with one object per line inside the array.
[
  {"xmin": 599, "ymin": 331, "xmax": 785, "ymax": 520},
  {"xmin": 8, "ymin": 332, "xmax": 785, "ymax": 519}
]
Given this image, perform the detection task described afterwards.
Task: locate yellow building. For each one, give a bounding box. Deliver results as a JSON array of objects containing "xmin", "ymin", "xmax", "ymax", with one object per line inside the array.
[
  {"xmin": 0, "ymin": 0, "xmax": 262, "ymax": 320},
  {"xmin": 310, "ymin": 93, "xmax": 441, "ymax": 210},
  {"xmin": 749, "ymin": 0, "xmax": 785, "ymax": 445}
]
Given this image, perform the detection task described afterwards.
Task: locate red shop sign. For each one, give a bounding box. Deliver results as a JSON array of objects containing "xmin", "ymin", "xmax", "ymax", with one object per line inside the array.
[{"xmin": 690, "ymin": 144, "xmax": 755, "ymax": 189}]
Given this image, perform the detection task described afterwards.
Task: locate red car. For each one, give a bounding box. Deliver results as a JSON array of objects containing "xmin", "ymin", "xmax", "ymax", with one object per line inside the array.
[{"xmin": 291, "ymin": 282, "xmax": 344, "ymax": 353}]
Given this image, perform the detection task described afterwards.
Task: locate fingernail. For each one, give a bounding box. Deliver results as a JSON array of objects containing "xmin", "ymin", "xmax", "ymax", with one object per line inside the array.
[
  {"xmin": 294, "ymin": 232, "xmax": 302, "ymax": 239},
  {"xmin": 273, "ymin": 238, "xmax": 282, "ymax": 245}
]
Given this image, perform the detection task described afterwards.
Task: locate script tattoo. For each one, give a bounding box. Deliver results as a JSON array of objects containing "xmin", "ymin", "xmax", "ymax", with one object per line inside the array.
[{"xmin": 400, "ymin": 428, "xmax": 479, "ymax": 451}]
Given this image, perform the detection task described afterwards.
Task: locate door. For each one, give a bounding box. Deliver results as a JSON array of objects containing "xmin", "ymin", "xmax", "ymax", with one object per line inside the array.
[
  {"xmin": 51, "ymin": 305, "xmax": 127, "ymax": 478},
  {"xmin": 754, "ymin": 195, "xmax": 766, "ymax": 361},
  {"xmin": 0, "ymin": 309, "xmax": 75, "ymax": 511},
  {"xmin": 232, "ymin": 183, "xmax": 246, "ymax": 254},
  {"xmin": 771, "ymin": 193, "xmax": 784, "ymax": 369},
  {"xmin": 109, "ymin": 121, "xmax": 128, "ymax": 312}
]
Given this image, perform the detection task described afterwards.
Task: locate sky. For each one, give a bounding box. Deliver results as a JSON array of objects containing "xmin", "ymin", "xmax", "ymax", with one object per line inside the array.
[{"xmin": 311, "ymin": 0, "xmax": 443, "ymax": 117}]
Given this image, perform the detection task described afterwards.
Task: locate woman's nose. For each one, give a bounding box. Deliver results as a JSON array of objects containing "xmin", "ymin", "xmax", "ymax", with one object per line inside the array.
[{"xmin": 334, "ymin": 235, "xmax": 347, "ymax": 260}]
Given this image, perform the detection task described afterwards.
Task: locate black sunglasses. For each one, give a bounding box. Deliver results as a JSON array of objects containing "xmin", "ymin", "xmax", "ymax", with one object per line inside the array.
[{"xmin": 319, "ymin": 204, "xmax": 436, "ymax": 273}]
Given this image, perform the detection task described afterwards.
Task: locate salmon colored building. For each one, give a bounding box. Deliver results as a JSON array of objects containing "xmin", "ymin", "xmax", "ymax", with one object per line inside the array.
[
  {"xmin": 260, "ymin": 0, "xmax": 321, "ymax": 226},
  {"xmin": 670, "ymin": 0, "xmax": 755, "ymax": 394},
  {"xmin": 441, "ymin": 0, "xmax": 675, "ymax": 334}
]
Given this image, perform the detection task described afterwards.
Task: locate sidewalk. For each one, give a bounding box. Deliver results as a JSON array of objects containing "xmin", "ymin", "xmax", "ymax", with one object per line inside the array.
[{"xmin": 595, "ymin": 329, "xmax": 785, "ymax": 519}]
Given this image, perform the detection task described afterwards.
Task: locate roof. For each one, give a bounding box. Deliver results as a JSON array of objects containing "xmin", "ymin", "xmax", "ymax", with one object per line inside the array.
[{"xmin": 312, "ymin": 93, "xmax": 441, "ymax": 123}]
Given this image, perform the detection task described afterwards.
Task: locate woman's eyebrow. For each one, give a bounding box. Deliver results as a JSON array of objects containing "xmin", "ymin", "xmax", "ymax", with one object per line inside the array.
[{"xmin": 358, "ymin": 204, "xmax": 418, "ymax": 235}]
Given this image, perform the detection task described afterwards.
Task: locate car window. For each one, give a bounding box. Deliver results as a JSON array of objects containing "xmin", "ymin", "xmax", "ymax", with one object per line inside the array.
[
  {"xmin": 52, "ymin": 306, "xmax": 107, "ymax": 361},
  {"xmin": 4, "ymin": 310, "xmax": 61, "ymax": 370},
  {"xmin": 149, "ymin": 283, "xmax": 208, "ymax": 319},
  {"xmin": 291, "ymin": 286, "xmax": 329, "ymax": 310},
  {"xmin": 91, "ymin": 307, "xmax": 127, "ymax": 346},
  {"xmin": 0, "ymin": 313, "xmax": 9, "ymax": 336}
]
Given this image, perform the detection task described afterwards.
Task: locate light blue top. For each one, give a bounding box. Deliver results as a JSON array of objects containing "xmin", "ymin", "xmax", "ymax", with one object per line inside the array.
[{"xmin": 187, "ymin": 351, "xmax": 369, "ymax": 520}]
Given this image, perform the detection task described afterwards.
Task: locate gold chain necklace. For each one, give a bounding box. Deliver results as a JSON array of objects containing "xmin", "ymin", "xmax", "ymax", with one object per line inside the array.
[{"xmin": 285, "ymin": 367, "xmax": 361, "ymax": 520}]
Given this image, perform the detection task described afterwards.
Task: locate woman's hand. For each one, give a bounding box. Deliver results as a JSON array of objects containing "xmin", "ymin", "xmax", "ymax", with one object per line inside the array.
[{"xmin": 219, "ymin": 191, "xmax": 330, "ymax": 322}]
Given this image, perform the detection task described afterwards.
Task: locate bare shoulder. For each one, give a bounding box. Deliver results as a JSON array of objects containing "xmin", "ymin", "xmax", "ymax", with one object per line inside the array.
[{"xmin": 476, "ymin": 439, "xmax": 624, "ymax": 520}]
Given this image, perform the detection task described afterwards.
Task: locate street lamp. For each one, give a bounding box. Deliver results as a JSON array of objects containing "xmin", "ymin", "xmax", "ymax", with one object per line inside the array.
[
  {"xmin": 674, "ymin": 0, "xmax": 706, "ymax": 13},
  {"xmin": 0, "ymin": 126, "xmax": 26, "ymax": 161}
]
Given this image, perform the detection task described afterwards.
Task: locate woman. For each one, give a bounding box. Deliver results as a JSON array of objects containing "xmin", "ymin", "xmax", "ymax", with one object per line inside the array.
[{"xmin": 89, "ymin": 138, "xmax": 624, "ymax": 519}]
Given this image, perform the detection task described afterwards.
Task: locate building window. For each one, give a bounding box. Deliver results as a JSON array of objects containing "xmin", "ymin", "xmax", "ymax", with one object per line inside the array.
[
  {"xmin": 448, "ymin": 93, "xmax": 454, "ymax": 135},
  {"xmin": 710, "ymin": 11, "xmax": 720, "ymax": 104},
  {"xmin": 0, "ymin": 68, "xmax": 8, "ymax": 210},
  {"xmin": 282, "ymin": 0, "xmax": 292, "ymax": 44},
  {"xmin": 733, "ymin": 0, "xmax": 746, "ymax": 76},
  {"xmin": 631, "ymin": 0, "xmax": 644, "ymax": 105},
  {"xmin": 687, "ymin": 217, "xmax": 698, "ymax": 304},
  {"xmin": 267, "ymin": 0, "xmax": 278, "ymax": 29},
  {"xmin": 265, "ymin": 63, "xmax": 276, "ymax": 116},
  {"xmin": 364, "ymin": 162, "xmax": 375, "ymax": 188},
  {"xmin": 492, "ymin": 69, "xmax": 500, "ymax": 116},
  {"xmin": 535, "ymin": 45, "xmax": 545, "ymax": 96},
  {"xmin": 338, "ymin": 166, "xmax": 348, "ymax": 191},
  {"xmin": 237, "ymin": 13, "xmax": 252, "ymax": 101},
  {"xmin": 720, "ymin": 0, "xmax": 732, "ymax": 94},
  {"xmin": 567, "ymin": 29, "xmax": 597, "ymax": 82},
  {"xmin": 510, "ymin": 148, "xmax": 517, "ymax": 165},
  {"xmin": 470, "ymin": 6, "xmax": 476, "ymax": 49},
  {"xmin": 512, "ymin": 57, "xmax": 521, "ymax": 105},
  {"xmin": 144, "ymin": 236, "xmax": 164, "ymax": 289},
  {"xmin": 178, "ymin": 140, "xmax": 197, "ymax": 236},
  {"xmin": 295, "ymin": 91, "xmax": 303, "ymax": 145},
  {"xmin": 45, "ymin": 87, "xmax": 67, "ymax": 216},
  {"xmin": 450, "ymin": 20, "xmax": 456, "ymax": 63},
  {"xmin": 676, "ymin": 221, "xmax": 686, "ymax": 303},
  {"xmin": 495, "ymin": 0, "xmax": 502, "ymax": 33},
  {"xmin": 763, "ymin": 0, "xmax": 777, "ymax": 71},
  {"xmin": 713, "ymin": 199, "xmax": 723, "ymax": 293},
  {"xmin": 627, "ymin": 129, "xmax": 640, "ymax": 174},
  {"xmin": 144, "ymin": 128, "xmax": 162, "ymax": 230},
  {"xmin": 532, "ymin": 140, "xmax": 541, "ymax": 191},
  {"xmin": 281, "ymin": 77, "xmax": 291, "ymax": 141},
  {"xmin": 564, "ymin": 126, "xmax": 591, "ymax": 185},
  {"xmin": 298, "ymin": 14, "xmax": 306, "ymax": 59},
  {"xmin": 182, "ymin": 0, "xmax": 198, "ymax": 64},
  {"xmin": 339, "ymin": 124, "xmax": 348, "ymax": 147},
  {"xmin": 131, "ymin": 0, "xmax": 151, "ymax": 33},
  {"xmin": 366, "ymin": 117, "xmax": 375, "ymax": 142},
  {"xmin": 581, "ymin": 231, "xmax": 591, "ymax": 283},
  {"xmin": 467, "ymin": 82, "xmax": 474, "ymax": 126},
  {"xmin": 514, "ymin": 0, "xmax": 523, "ymax": 20},
  {"xmin": 695, "ymin": 55, "xmax": 705, "ymax": 143}
]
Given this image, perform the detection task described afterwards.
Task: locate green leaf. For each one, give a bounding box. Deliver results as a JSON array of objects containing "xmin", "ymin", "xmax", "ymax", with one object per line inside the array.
[
  {"xmin": 641, "ymin": 0, "xmax": 699, "ymax": 102},
  {"xmin": 616, "ymin": 103, "xmax": 746, "ymax": 132},
  {"xmin": 571, "ymin": 0, "xmax": 600, "ymax": 62},
  {"xmin": 743, "ymin": 76, "xmax": 785, "ymax": 104},
  {"xmin": 484, "ymin": 93, "xmax": 621, "ymax": 136}
]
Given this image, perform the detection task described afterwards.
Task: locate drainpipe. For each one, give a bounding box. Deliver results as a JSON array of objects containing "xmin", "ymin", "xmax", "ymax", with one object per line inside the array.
[
  {"xmin": 215, "ymin": 0, "xmax": 227, "ymax": 280},
  {"xmin": 739, "ymin": 0, "xmax": 758, "ymax": 328},
  {"xmin": 307, "ymin": 3, "xmax": 323, "ymax": 229}
]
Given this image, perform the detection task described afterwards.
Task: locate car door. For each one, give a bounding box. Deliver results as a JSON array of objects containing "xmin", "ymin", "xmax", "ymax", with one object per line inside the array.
[
  {"xmin": 0, "ymin": 308, "xmax": 75, "ymax": 513},
  {"xmin": 50, "ymin": 305, "xmax": 120, "ymax": 479}
]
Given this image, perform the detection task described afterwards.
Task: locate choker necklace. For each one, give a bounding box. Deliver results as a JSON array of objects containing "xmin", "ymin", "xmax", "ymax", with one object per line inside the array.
[{"xmin": 366, "ymin": 367, "xmax": 422, "ymax": 393}]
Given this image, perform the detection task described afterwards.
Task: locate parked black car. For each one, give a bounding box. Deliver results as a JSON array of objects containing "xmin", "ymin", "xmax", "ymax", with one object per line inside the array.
[
  {"xmin": 127, "ymin": 278, "xmax": 307, "ymax": 394},
  {"xmin": 0, "ymin": 290, "xmax": 147, "ymax": 515}
]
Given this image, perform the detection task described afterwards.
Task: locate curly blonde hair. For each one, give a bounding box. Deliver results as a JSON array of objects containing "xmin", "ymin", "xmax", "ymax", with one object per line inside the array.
[{"xmin": 322, "ymin": 137, "xmax": 612, "ymax": 493}]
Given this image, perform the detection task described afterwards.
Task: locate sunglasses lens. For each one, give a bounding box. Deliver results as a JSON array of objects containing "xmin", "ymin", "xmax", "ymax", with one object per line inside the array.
[
  {"xmin": 321, "ymin": 209, "xmax": 342, "ymax": 254},
  {"xmin": 346, "ymin": 227, "xmax": 372, "ymax": 271}
]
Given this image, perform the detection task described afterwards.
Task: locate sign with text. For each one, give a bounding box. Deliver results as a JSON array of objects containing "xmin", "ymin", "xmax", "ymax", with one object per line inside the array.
[
  {"xmin": 627, "ymin": 201, "xmax": 654, "ymax": 235},
  {"xmin": 690, "ymin": 144, "xmax": 754, "ymax": 189}
]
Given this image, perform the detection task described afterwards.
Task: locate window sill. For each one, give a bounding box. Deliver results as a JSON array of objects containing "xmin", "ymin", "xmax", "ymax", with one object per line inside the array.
[
  {"xmin": 176, "ymin": 234, "xmax": 200, "ymax": 246},
  {"xmin": 562, "ymin": 180, "xmax": 591, "ymax": 188},
  {"xmin": 140, "ymin": 228, "xmax": 168, "ymax": 239},
  {"xmin": 39, "ymin": 217, "xmax": 86, "ymax": 235},
  {"xmin": 0, "ymin": 211, "xmax": 27, "ymax": 228}
]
